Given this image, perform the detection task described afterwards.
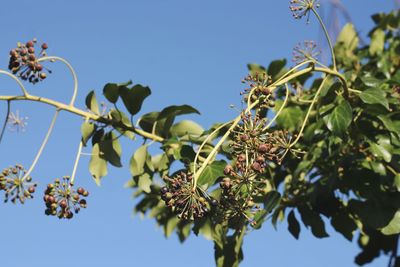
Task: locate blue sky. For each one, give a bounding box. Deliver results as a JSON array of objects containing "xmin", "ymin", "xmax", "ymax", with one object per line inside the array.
[{"xmin": 0, "ymin": 1, "xmax": 396, "ymax": 266}]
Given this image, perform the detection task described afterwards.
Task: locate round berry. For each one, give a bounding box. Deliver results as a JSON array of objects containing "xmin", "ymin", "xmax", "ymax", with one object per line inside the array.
[
  {"xmin": 77, "ymin": 187, "xmax": 85, "ymax": 195},
  {"xmin": 39, "ymin": 73, "xmax": 47, "ymax": 79},
  {"xmin": 26, "ymin": 41, "xmax": 34, "ymax": 48},
  {"xmin": 211, "ymin": 199, "xmax": 219, "ymax": 206},
  {"xmin": 60, "ymin": 199, "xmax": 68, "ymax": 209},
  {"xmin": 161, "ymin": 187, "xmax": 169, "ymax": 194},
  {"xmin": 28, "ymin": 186, "xmax": 35, "ymax": 194}
]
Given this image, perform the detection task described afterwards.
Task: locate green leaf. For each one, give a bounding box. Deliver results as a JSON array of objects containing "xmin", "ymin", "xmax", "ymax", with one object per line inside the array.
[
  {"xmin": 138, "ymin": 173, "xmax": 152, "ymax": 193},
  {"xmin": 81, "ymin": 122, "xmax": 96, "ymax": 146},
  {"xmin": 325, "ymin": 100, "xmax": 352, "ymax": 136},
  {"xmin": 349, "ymin": 199, "xmax": 396, "ymax": 229},
  {"xmin": 130, "ymin": 145, "xmax": 148, "ymax": 177},
  {"xmin": 198, "ymin": 160, "xmax": 227, "ymax": 186},
  {"xmin": 361, "ymin": 77, "xmax": 382, "ymax": 88},
  {"xmin": 119, "ymin": 84, "xmax": 151, "ymax": 116},
  {"xmin": 360, "ymin": 88, "xmax": 389, "ymax": 110},
  {"xmin": 165, "ymin": 217, "xmax": 179, "ymax": 238},
  {"xmin": 85, "ymin": 91, "xmax": 100, "ymax": 115},
  {"xmin": 268, "ymin": 59, "xmax": 287, "ymax": 81},
  {"xmin": 369, "ymin": 136, "xmax": 393, "ymax": 163},
  {"xmin": 103, "ymin": 83, "xmax": 120, "ymax": 103},
  {"xmin": 331, "ymin": 212, "xmax": 357, "ymax": 241},
  {"xmin": 247, "ymin": 63, "xmax": 267, "ymax": 77},
  {"xmin": 89, "ymin": 143, "xmax": 108, "ymax": 186},
  {"xmin": 369, "ymin": 28, "xmax": 385, "ymax": 56},
  {"xmin": 158, "ymin": 105, "xmax": 200, "ymax": 120},
  {"xmin": 213, "ymin": 226, "xmax": 245, "ymax": 267},
  {"xmin": 394, "ymin": 174, "xmax": 400, "ymax": 192},
  {"xmin": 298, "ymin": 205, "xmax": 329, "ymax": 238},
  {"xmin": 152, "ymin": 153, "xmax": 169, "ymax": 175},
  {"xmin": 288, "ymin": 210, "xmax": 300, "ymax": 240},
  {"xmin": 99, "ymin": 132, "xmax": 122, "ymax": 167},
  {"xmin": 336, "ymin": 23, "xmax": 359, "ymax": 51},
  {"xmin": 378, "ymin": 115, "xmax": 400, "ymax": 134},
  {"xmin": 263, "ymin": 191, "xmax": 281, "ymax": 213},
  {"xmin": 252, "ymin": 209, "xmax": 268, "ymax": 230},
  {"xmin": 170, "ymin": 120, "xmax": 204, "ymax": 137},
  {"xmin": 381, "ymin": 211, "xmax": 400, "ymax": 235},
  {"xmin": 110, "ymin": 109, "xmax": 135, "ymax": 139},
  {"xmin": 138, "ymin": 112, "xmax": 160, "ymax": 132},
  {"xmin": 276, "ymin": 106, "xmax": 303, "ymax": 131}
]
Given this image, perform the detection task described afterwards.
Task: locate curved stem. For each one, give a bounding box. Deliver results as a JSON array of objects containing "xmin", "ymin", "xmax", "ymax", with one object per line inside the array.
[
  {"xmin": 0, "ymin": 70, "xmax": 29, "ymax": 97},
  {"xmin": 193, "ymin": 120, "xmax": 233, "ymax": 177},
  {"xmin": 0, "ymin": 100, "xmax": 10, "ymax": 144},
  {"xmin": 263, "ymin": 83, "xmax": 290, "ymax": 131},
  {"xmin": 193, "ymin": 100, "xmax": 260, "ymax": 188},
  {"xmin": 312, "ymin": 7, "xmax": 337, "ymax": 71},
  {"xmin": 70, "ymin": 138, "xmax": 84, "ymax": 185},
  {"xmin": 289, "ymin": 76, "xmax": 328, "ymax": 148},
  {"xmin": 349, "ymin": 88, "xmax": 362, "ymax": 94},
  {"xmin": 38, "ymin": 56, "xmax": 78, "ymax": 106},
  {"xmin": 269, "ymin": 60, "xmax": 314, "ymax": 88},
  {"xmin": 22, "ymin": 110, "xmax": 60, "ymax": 180}
]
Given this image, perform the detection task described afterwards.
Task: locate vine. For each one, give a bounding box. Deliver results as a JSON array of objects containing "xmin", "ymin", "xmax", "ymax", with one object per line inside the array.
[{"xmin": 1, "ymin": 1, "xmax": 399, "ymax": 267}]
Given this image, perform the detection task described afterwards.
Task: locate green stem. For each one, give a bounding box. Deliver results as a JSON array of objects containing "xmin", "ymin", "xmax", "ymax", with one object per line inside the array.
[
  {"xmin": 38, "ymin": 56, "xmax": 78, "ymax": 106},
  {"xmin": 0, "ymin": 70, "xmax": 29, "ymax": 97},
  {"xmin": 193, "ymin": 120, "xmax": 233, "ymax": 177},
  {"xmin": 70, "ymin": 117, "xmax": 88, "ymax": 184},
  {"xmin": 0, "ymin": 100, "xmax": 10, "ymax": 144},
  {"xmin": 22, "ymin": 110, "xmax": 60, "ymax": 181},
  {"xmin": 269, "ymin": 60, "xmax": 314, "ymax": 88},
  {"xmin": 312, "ymin": 7, "xmax": 337, "ymax": 71},
  {"xmin": 289, "ymin": 76, "xmax": 328, "ymax": 148},
  {"xmin": 193, "ymin": 100, "xmax": 260, "ymax": 188},
  {"xmin": 0, "ymin": 94, "xmax": 164, "ymax": 142},
  {"xmin": 263, "ymin": 83, "xmax": 290, "ymax": 131}
]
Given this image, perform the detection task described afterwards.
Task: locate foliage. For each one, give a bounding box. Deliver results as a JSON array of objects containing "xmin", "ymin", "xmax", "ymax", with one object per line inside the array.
[{"xmin": 0, "ymin": 2, "xmax": 400, "ymax": 267}]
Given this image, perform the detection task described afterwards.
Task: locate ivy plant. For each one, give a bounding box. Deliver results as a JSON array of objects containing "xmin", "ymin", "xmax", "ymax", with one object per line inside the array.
[{"xmin": 0, "ymin": 1, "xmax": 399, "ymax": 266}]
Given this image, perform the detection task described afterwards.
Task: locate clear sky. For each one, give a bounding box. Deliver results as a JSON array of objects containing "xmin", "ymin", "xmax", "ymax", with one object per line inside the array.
[{"xmin": 0, "ymin": 1, "xmax": 396, "ymax": 267}]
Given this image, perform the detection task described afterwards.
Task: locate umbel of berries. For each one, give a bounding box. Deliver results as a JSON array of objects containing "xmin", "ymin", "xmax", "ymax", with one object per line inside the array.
[
  {"xmin": 43, "ymin": 176, "xmax": 89, "ymax": 219},
  {"xmin": 0, "ymin": 164, "xmax": 37, "ymax": 204},
  {"xmin": 161, "ymin": 171, "xmax": 214, "ymax": 221},
  {"xmin": 8, "ymin": 39, "xmax": 51, "ymax": 84}
]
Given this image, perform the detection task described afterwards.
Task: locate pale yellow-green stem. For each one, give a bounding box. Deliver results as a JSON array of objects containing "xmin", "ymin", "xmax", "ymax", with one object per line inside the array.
[
  {"xmin": 0, "ymin": 70, "xmax": 29, "ymax": 97},
  {"xmin": 289, "ymin": 76, "xmax": 328, "ymax": 149},
  {"xmin": 70, "ymin": 117, "xmax": 89, "ymax": 184},
  {"xmin": 38, "ymin": 56, "xmax": 78, "ymax": 106},
  {"xmin": 263, "ymin": 83, "xmax": 290, "ymax": 131},
  {"xmin": 0, "ymin": 100, "xmax": 10, "ymax": 143},
  {"xmin": 193, "ymin": 120, "xmax": 233, "ymax": 177},
  {"xmin": 0, "ymin": 94, "xmax": 164, "ymax": 142},
  {"xmin": 269, "ymin": 60, "xmax": 314, "ymax": 89},
  {"xmin": 312, "ymin": 7, "xmax": 337, "ymax": 71},
  {"xmin": 22, "ymin": 110, "xmax": 60, "ymax": 181},
  {"xmin": 193, "ymin": 100, "xmax": 260, "ymax": 188}
]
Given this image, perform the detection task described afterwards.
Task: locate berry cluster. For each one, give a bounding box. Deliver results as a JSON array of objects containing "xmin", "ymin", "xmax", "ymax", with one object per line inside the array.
[
  {"xmin": 0, "ymin": 164, "xmax": 36, "ymax": 204},
  {"xmin": 161, "ymin": 171, "xmax": 215, "ymax": 220},
  {"xmin": 241, "ymin": 73, "xmax": 275, "ymax": 109},
  {"xmin": 289, "ymin": 0, "xmax": 319, "ymax": 21},
  {"xmin": 292, "ymin": 40, "xmax": 320, "ymax": 64},
  {"xmin": 8, "ymin": 39, "xmax": 51, "ymax": 84},
  {"xmin": 214, "ymin": 113, "xmax": 302, "ymax": 227},
  {"xmin": 43, "ymin": 176, "xmax": 88, "ymax": 219},
  {"xmin": 217, "ymin": 167, "xmax": 264, "ymax": 228},
  {"xmin": 231, "ymin": 113, "xmax": 292, "ymax": 167}
]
